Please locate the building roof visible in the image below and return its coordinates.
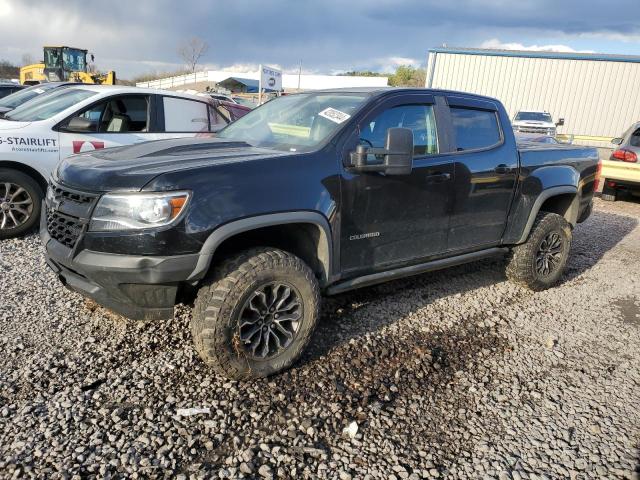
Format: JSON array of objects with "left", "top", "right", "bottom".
[{"left": 428, "top": 47, "right": 640, "bottom": 64}]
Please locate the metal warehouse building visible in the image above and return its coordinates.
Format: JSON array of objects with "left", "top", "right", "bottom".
[{"left": 425, "top": 47, "right": 640, "bottom": 146}]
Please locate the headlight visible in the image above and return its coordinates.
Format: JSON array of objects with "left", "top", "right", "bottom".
[{"left": 89, "top": 191, "right": 190, "bottom": 232}]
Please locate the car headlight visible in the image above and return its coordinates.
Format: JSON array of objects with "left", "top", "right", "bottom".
[{"left": 89, "top": 191, "right": 190, "bottom": 232}]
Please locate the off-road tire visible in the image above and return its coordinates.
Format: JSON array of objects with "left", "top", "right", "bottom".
[
  {"left": 506, "top": 212, "right": 572, "bottom": 291},
  {"left": 0, "top": 169, "right": 43, "bottom": 239},
  {"left": 601, "top": 179, "right": 617, "bottom": 202},
  {"left": 191, "top": 247, "right": 321, "bottom": 380}
]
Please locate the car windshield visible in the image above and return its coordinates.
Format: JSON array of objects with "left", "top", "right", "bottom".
[
  {"left": 515, "top": 112, "right": 552, "bottom": 122},
  {"left": 0, "top": 83, "right": 63, "bottom": 109},
  {"left": 5, "top": 88, "right": 97, "bottom": 122},
  {"left": 217, "top": 93, "right": 369, "bottom": 152}
]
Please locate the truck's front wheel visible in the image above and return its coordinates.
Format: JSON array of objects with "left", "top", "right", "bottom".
[
  {"left": 191, "top": 248, "right": 320, "bottom": 380},
  {"left": 0, "top": 169, "right": 43, "bottom": 239},
  {"left": 506, "top": 212, "right": 572, "bottom": 291}
]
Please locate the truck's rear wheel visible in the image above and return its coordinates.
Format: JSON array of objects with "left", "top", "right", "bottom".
[
  {"left": 506, "top": 212, "right": 572, "bottom": 291},
  {"left": 0, "top": 169, "right": 43, "bottom": 239},
  {"left": 191, "top": 248, "right": 320, "bottom": 380}
]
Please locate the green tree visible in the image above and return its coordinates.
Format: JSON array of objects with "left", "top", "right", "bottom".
[{"left": 388, "top": 65, "right": 426, "bottom": 87}]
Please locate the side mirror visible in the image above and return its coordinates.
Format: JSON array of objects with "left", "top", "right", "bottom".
[
  {"left": 62, "top": 116, "right": 95, "bottom": 133},
  {"left": 556, "top": 118, "right": 565, "bottom": 127},
  {"left": 350, "top": 127, "right": 414, "bottom": 175},
  {"left": 611, "top": 137, "right": 623, "bottom": 145}
]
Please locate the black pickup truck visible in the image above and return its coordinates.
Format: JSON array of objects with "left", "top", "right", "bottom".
[{"left": 41, "top": 88, "right": 598, "bottom": 379}]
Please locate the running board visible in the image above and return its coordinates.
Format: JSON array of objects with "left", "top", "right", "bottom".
[{"left": 326, "top": 247, "right": 508, "bottom": 295}]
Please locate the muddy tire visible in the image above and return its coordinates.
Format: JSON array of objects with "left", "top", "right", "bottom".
[
  {"left": 601, "top": 179, "right": 617, "bottom": 202},
  {"left": 0, "top": 169, "right": 43, "bottom": 239},
  {"left": 506, "top": 212, "right": 572, "bottom": 291},
  {"left": 191, "top": 248, "right": 320, "bottom": 380}
]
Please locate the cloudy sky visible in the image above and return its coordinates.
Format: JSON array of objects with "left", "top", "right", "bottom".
[{"left": 1, "top": 0, "right": 639, "bottom": 79}]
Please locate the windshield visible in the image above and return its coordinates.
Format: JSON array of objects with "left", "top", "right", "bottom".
[
  {"left": 217, "top": 93, "right": 369, "bottom": 152},
  {"left": 6, "top": 88, "right": 97, "bottom": 122},
  {"left": 63, "top": 48, "right": 87, "bottom": 72},
  {"left": 0, "top": 83, "right": 63, "bottom": 109},
  {"left": 515, "top": 111, "right": 552, "bottom": 122}
]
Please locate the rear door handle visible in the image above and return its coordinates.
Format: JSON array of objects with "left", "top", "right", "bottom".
[
  {"left": 425, "top": 172, "right": 451, "bottom": 183},
  {"left": 494, "top": 164, "right": 510, "bottom": 174}
]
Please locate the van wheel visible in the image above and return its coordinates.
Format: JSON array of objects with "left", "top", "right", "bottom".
[
  {"left": 0, "top": 169, "right": 43, "bottom": 239},
  {"left": 191, "top": 248, "right": 320, "bottom": 380},
  {"left": 601, "top": 179, "right": 617, "bottom": 201},
  {"left": 506, "top": 212, "right": 572, "bottom": 291}
]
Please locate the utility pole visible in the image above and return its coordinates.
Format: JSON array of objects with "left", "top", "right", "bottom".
[{"left": 297, "top": 60, "right": 302, "bottom": 91}]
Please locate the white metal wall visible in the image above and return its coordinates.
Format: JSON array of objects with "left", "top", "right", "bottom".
[
  {"left": 426, "top": 52, "right": 640, "bottom": 143},
  {"left": 137, "top": 71, "right": 389, "bottom": 91}
]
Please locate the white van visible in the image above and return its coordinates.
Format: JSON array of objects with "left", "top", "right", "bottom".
[{"left": 0, "top": 85, "right": 245, "bottom": 238}]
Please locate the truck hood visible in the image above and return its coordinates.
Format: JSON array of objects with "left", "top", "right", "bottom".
[
  {"left": 0, "top": 119, "right": 32, "bottom": 130},
  {"left": 56, "top": 137, "right": 290, "bottom": 192}
]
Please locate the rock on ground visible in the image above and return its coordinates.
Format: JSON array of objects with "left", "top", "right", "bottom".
[{"left": 0, "top": 198, "right": 639, "bottom": 479}]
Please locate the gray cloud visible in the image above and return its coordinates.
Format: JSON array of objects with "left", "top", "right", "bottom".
[{"left": 1, "top": 0, "right": 638, "bottom": 78}]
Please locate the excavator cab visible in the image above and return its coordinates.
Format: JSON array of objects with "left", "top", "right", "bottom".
[{"left": 43, "top": 46, "right": 88, "bottom": 82}]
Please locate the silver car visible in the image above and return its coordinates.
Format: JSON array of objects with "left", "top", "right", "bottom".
[{"left": 600, "top": 122, "right": 640, "bottom": 201}]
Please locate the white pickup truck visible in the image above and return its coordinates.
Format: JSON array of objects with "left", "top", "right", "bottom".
[
  {"left": 0, "top": 85, "right": 248, "bottom": 238},
  {"left": 512, "top": 110, "right": 564, "bottom": 137}
]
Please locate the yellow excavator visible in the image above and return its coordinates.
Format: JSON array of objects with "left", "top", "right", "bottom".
[{"left": 20, "top": 46, "right": 116, "bottom": 85}]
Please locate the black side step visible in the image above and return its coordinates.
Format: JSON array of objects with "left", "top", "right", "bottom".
[{"left": 326, "top": 247, "right": 508, "bottom": 295}]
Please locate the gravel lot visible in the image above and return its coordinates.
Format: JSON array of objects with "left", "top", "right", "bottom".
[{"left": 1, "top": 197, "right": 639, "bottom": 479}]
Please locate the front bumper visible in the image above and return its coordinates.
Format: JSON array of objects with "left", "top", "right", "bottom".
[{"left": 40, "top": 223, "right": 208, "bottom": 320}]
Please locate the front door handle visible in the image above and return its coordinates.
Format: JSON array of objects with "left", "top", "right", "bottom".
[
  {"left": 494, "top": 164, "right": 510, "bottom": 174},
  {"left": 425, "top": 172, "right": 451, "bottom": 183}
]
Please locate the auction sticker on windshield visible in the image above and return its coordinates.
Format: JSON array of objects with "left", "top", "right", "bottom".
[{"left": 318, "top": 107, "right": 351, "bottom": 124}]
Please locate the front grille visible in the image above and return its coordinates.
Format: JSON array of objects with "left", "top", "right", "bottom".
[
  {"left": 47, "top": 210, "right": 83, "bottom": 249},
  {"left": 519, "top": 126, "right": 551, "bottom": 134},
  {"left": 49, "top": 183, "right": 94, "bottom": 204},
  {"left": 45, "top": 181, "right": 97, "bottom": 249}
]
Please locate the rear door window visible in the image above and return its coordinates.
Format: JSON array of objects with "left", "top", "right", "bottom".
[
  {"left": 450, "top": 107, "right": 501, "bottom": 151},
  {"left": 163, "top": 97, "right": 210, "bottom": 132},
  {"left": 630, "top": 128, "right": 640, "bottom": 147}
]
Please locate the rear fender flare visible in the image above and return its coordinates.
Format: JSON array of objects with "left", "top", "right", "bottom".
[{"left": 516, "top": 185, "right": 578, "bottom": 244}]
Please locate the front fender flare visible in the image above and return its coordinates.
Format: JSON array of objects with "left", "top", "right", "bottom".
[{"left": 187, "top": 211, "right": 333, "bottom": 284}]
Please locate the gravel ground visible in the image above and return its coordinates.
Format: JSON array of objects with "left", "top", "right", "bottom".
[{"left": 1, "top": 197, "right": 639, "bottom": 479}]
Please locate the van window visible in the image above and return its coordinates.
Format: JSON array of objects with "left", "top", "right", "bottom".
[
  {"left": 450, "top": 107, "right": 501, "bottom": 151},
  {"left": 163, "top": 97, "right": 209, "bottom": 132},
  {"left": 64, "top": 95, "right": 150, "bottom": 133}
]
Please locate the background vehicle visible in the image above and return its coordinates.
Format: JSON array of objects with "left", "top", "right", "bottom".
[
  {"left": 512, "top": 110, "right": 564, "bottom": 136},
  {"left": 0, "top": 83, "right": 25, "bottom": 99},
  {"left": 515, "top": 133, "right": 559, "bottom": 144},
  {"left": 600, "top": 122, "right": 640, "bottom": 201},
  {"left": 0, "top": 82, "right": 74, "bottom": 118},
  {"left": 231, "top": 96, "right": 256, "bottom": 108},
  {"left": 0, "top": 85, "right": 248, "bottom": 238},
  {"left": 41, "top": 88, "right": 598, "bottom": 380},
  {"left": 19, "top": 46, "right": 116, "bottom": 85}
]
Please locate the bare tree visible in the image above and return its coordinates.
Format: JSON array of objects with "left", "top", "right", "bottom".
[
  {"left": 177, "top": 37, "right": 209, "bottom": 72},
  {"left": 21, "top": 53, "right": 35, "bottom": 66}
]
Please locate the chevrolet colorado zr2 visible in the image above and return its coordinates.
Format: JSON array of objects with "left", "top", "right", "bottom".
[{"left": 41, "top": 88, "right": 598, "bottom": 379}]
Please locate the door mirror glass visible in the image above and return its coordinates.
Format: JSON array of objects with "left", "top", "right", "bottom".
[
  {"left": 556, "top": 118, "right": 565, "bottom": 127},
  {"left": 350, "top": 127, "right": 414, "bottom": 175},
  {"left": 611, "top": 137, "right": 623, "bottom": 145},
  {"left": 64, "top": 116, "right": 95, "bottom": 132}
]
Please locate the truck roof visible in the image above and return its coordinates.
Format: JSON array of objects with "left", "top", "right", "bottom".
[{"left": 307, "top": 87, "right": 502, "bottom": 103}]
